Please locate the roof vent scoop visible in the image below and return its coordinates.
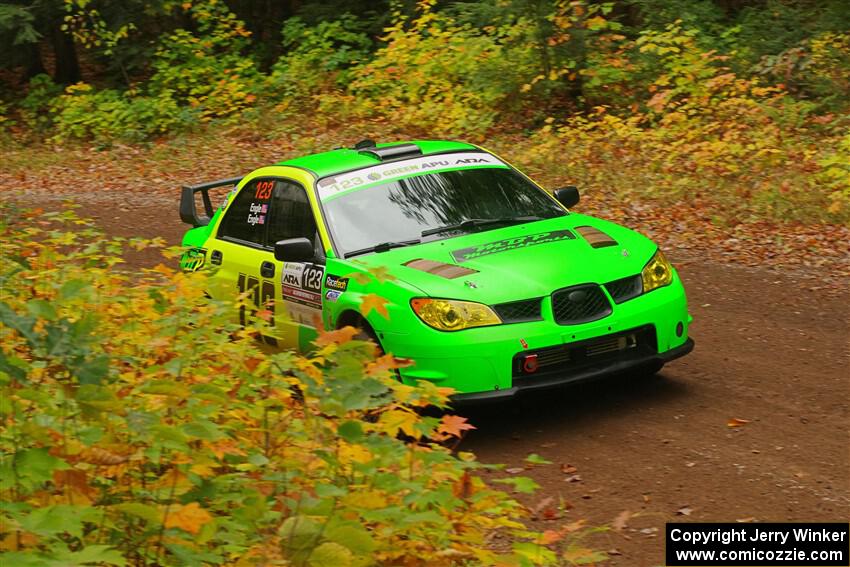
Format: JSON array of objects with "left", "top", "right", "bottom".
[
  {"left": 356, "top": 141, "right": 423, "bottom": 161},
  {"left": 354, "top": 139, "right": 376, "bottom": 150}
]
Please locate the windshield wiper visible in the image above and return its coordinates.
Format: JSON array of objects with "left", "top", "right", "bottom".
[
  {"left": 344, "top": 239, "right": 421, "bottom": 258},
  {"left": 421, "top": 215, "right": 546, "bottom": 238}
]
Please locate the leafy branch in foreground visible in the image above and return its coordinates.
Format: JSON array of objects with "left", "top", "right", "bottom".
[{"left": 0, "top": 205, "right": 602, "bottom": 565}]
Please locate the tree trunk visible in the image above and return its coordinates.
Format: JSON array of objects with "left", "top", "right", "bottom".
[
  {"left": 24, "top": 42, "right": 47, "bottom": 81},
  {"left": 50, "top": 25, "right": 80, "bottom": 84}
]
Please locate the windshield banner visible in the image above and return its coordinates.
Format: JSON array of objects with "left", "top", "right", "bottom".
[{"left": 317, "top": 152, "right": 508, "bottom": 201}]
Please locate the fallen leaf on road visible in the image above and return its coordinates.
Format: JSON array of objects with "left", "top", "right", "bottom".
[
  {"left": 677, "top": 506, "right": 694, "bottom": 516},
  {"left": 505, "top": 467, "right": 525, "bottom": 474},
  {"left": 564, "top": 520, "right": 587, "bottom": 533},
  {"left": 612, "top": 510, "right": 632, "bottom": 531},
  {"left": 541, "top": 530, "right": 563, "bottom": 544},
  {"left": 727, "top": 417, "right": 750, "bottom": 428},
  {"left": 437, "top": 414, "right": 476, "bottom": 438},
  {"left": 560, "top": 463, "right": 578, "bottom": 474},
  {"left": 564, "top": 474, "right": 582, "bottom": 483},
  {"left": 736, "top": 517, "right": 756, "bottom": 523}
]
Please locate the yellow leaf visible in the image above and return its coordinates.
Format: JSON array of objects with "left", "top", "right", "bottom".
[
  {"left": 343, "top": 490, "right": 388, "bottom": 510},
  {"left": 379, "top": 408, "right": 419, "bottom": 437},
  {"left": 314, "top": 326, "right": 358, "bottom": 346},
  {"left": 438, "top": 414, "right": 476, "bottom": 438},
  {"left": 164, "top": 502, "right": 213, "bottom": 535},
  {"left": 345, "top": 271, "right": 372, "bottom": 285},
  {"left": 360, "top": 294, "right": 389, "bottom": 319},
  {"left": 366, "top": 265, "right": 396, "bottom": 283}
]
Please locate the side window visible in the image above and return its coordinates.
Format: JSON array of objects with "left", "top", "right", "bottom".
[
  {"left": 267, "top": 181, "right": 318, "bottom": 247},
  {"left": 217, "top": 179, "right": 274, "bottom": 245}
]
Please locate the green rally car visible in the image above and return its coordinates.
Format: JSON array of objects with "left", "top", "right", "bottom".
[{"left": 179, "top": 139, "right": 693, "bottom": 401}]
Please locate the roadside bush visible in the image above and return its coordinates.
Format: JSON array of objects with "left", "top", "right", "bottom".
[
  {"left": 50, "top": 83, "right": 187, "bottom": 145},
  {"left": 18, "top": 74, "right": 63, "bottom": 134},
  {"left": 0, "top": 206, "right": 593, "bottom": 565},
  {"left": 517, "top": 23, "right": 850, "bottom": 225},
  {"left": 347, "top": 0, "right": 525, "bottom": 137},
  {"left": 268, "top": 15, "right": 372, "bottom": 102},
  {"left": 148, "top": 1, "right": 262, "bottom": 121},
  {"left": 819, "top": 132, "right": 850, "bottom": 217}
]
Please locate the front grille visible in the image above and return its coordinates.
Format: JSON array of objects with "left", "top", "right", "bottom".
[
  {"left": 605, "top": 274, "right": 642, "bottom": 304},
  {"left": 493, "top": 298, "right": 543, "bottom": 323},
  {"left": 551, "top": 284, "right": 612, "bottom": 325},
  {"left": 513, "top": 326, "right": 656, "bottom": 378}
]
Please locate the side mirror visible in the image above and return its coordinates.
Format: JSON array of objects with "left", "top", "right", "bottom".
[
  {"left": 554, "top": 186, "right": 580, "bottom": 209},
  {"left": 274, "top": 238, "right": 314, "bottom": 262}
]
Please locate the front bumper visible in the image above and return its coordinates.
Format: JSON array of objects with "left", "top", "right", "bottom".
[
  {"left": 384, "top": 272, "right": 692, "bottom": 399},
  {"left": 450, "top": 337, "right": 694, "bottom": 403}
]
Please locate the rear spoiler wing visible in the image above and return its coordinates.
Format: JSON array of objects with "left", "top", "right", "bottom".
[{"left": 179, "top": 177, "right": 242, "bottom": 227}]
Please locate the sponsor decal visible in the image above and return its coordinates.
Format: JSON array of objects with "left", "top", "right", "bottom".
[
  {"left": 325, "top": 274, "right": 349, "bottom": 291},
  {"left": 325, "top": 289, "right": 342, "bottom": 302},
  {"left": 247, "top": 202, "right": 268, "bottom": 226},
  {"left": 316, "top": 152, "right": 508, "bottom": 201},
  {"left": 282, "top": 262, "right": 305, "bottom": 287},
  {"left": 179, "top": 247, "right": 206, "bottom": 272},
  {"left": 281, "top": 263, "right": 325, "bottom": 311},
  {"left": 255, "top": 180, "right": 274, "bottom": 200},
  {"left": 451, "top": 229, "right": 576, "bottom": 262}
]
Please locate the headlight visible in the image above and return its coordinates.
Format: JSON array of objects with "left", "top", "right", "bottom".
[
  {"left": 410, "top": 298, "right": 501, "bottom": 331},
  {"left": 641, "top": 249, "right": 674, "bottom": 293}
]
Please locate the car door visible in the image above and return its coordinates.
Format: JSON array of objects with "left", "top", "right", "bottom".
[
  {"left": 208, "top": 177, "right": 282, "bottom": 345},
  {"left": 265, "top": 178, "right": 325, "bottom": 351}
]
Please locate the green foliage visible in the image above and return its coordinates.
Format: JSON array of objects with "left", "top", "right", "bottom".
[
  {"left": 148, "top": 1, "right": 262, "bottom": 121},
  {"left": 0, "top": 205, "right": 590, "bottom": 565},
  {"left": 2, "top": 0, "right": 848, "bottom": 226},
  {"left": 0, "top": 3, "right": 40, "bottom": 46},
  {"left": 50, "top": 83, "right": 187, "bottom": 145},
  {"left": 18, "top": 74, "right": 62, "bottom": 133},
  {"left": 347, "top": 0, "right": 526, "bottom": 136},
  {"left": 268, "top": 15, "right": 372, "bottom": 102},
  {"left": 819, "top": 132, "right": 850, "bottom": 217}
]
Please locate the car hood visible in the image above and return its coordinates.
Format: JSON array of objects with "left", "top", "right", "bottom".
[{"left": 350, "top": 214, "right": 658, "bottom": 304}]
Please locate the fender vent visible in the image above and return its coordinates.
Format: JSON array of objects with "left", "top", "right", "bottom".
[
  {"left": 403, "top": 258, "right": 478, "bottom": 279},
  {"left": 575, "top": 226, "right": 617, "bottom": 248}
]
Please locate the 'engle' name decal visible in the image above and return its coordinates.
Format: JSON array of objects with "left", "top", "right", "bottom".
[{"left": 452, "top": 230, "right": 576, "bottom": 262}]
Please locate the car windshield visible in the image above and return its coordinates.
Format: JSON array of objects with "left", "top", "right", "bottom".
[{"left": 321, "top": 167, "right": 567, "bottom": 258}]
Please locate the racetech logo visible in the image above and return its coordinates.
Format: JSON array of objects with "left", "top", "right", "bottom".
[{"left": 451, "top": 230, "right": 576, "bottom": 262}]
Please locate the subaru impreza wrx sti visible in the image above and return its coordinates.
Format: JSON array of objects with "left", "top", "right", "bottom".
[{"left": 179, "top": 139, "right": 693, "bottom": 401}]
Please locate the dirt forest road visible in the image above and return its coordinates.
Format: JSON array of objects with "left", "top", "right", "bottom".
[{"left": 16, "top": 193, "right": 850, "bottom": 567}]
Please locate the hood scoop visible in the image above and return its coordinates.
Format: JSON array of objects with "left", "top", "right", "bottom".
[
  {"left": 403, "top": 258, "right": 478, "bottom": 279},
  {"left": 575, "top": 226, "right": 618, "bottom": 248}
]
